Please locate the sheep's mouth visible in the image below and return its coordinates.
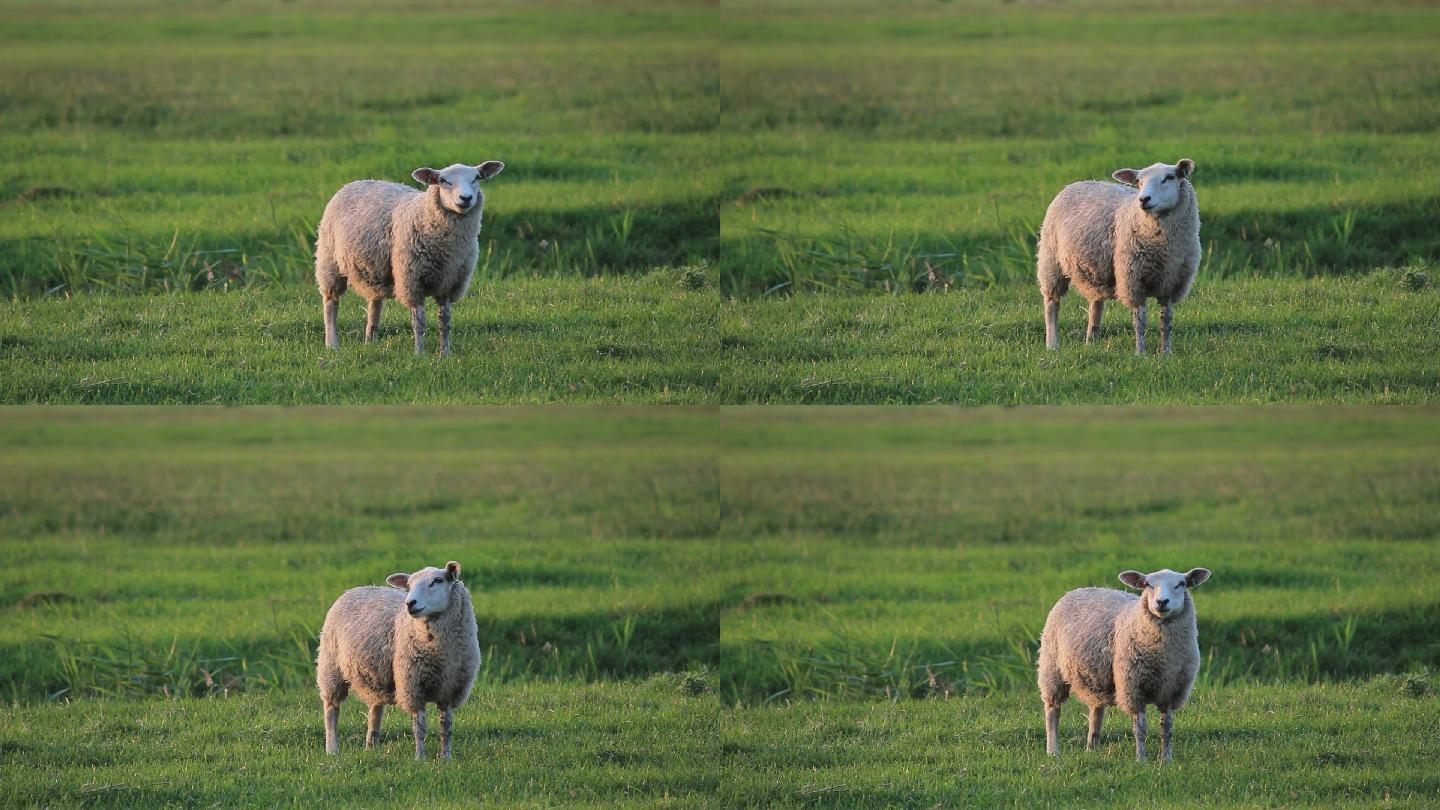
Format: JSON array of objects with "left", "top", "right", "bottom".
[{"left": 1139, "top": 201, "right": 1157, "bottom": 212}]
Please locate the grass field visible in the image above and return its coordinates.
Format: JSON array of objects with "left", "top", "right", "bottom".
[
  {"left": 0, "top": 271, "right": 718, "bottom": 403},
  {"left": 0, "top": 0, "right": 718, "bottom": 297},
  {"left": 717, "top": 0, "right": 1440, "bottom": 295},
  {"left": 0, "top": 407, "right": 720, "bottom": 805},
  {"left": 717, "top": 408, "right": 1440, "bottom": 804}
]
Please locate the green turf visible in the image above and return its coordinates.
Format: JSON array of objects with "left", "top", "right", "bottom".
[
  {"left": 0, "top": 678, "right": 719, "bottom": 808},
  {"left": 0, "top": 0, "right": 719, "bottom": 296},
  {"left": 0, "top": 272, "right": 718, "bottom": 403},
  {"left": 0, "top": 408, "right": 721, "bottom": 701},
  {"left": 716, "top": 1, "right": 1440, "bottom": 295},
  {"left": 718, "top": 274, "right": 1440, "bottom": 403},
  {"left": 716, "top": 408, "right": 1440, "bottom": 705},
  {"left": 720, "top": 680, "right": 1440, "bottom": 807}
]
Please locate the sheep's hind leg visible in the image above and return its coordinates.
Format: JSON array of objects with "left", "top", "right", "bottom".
[
  {"left": 1160, "top": 301, "right": 1173, "bottom": 356},
  {"left": 439, "top": 706, "right": 454, "bottom": 760},
  {"left": 410, "top": 303, "right": 426, "bottom": 355},
  {"left": 1132, "top": 709, "right": 1147, "bottom": 761},
  {"left": 1132, "top": 304, "right": 1148, "bottom": 355},
  {"left": 365, "top": 704, "right": 384, "bottom": 748},
  {"left": 1160, "top": 709, "right": 1174, "bottom": 762},
  {"left": 412, "top": 710, "right": 427, "bottom": 759},
  {"left": 1043, "top": 298, "right": 1062, "bottom": 350},
  {"left": 323, "top": 702, "right": 341, "bottom": 754},
  {"left": 323, "top": 298, "right": 340, "bottom": 349},
  {"left": 1086, "top": 300, "right": 1104, "bottom": 343},
  {"left": 365, "top": 299, "right": 384, "bottom": 342},
  {"left": 438, "top": 302, "right": 452, "bottom": 356},
  {"left": 1044, "top": 704, "right": 1061, "bottom": 757},
  {"left": 1086, "top": 705, "right": 1105, "bottom": 750}
]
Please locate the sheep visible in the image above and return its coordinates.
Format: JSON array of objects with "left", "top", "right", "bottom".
[
  {"left": 1037, "top": 567, "right": 1212, "bottom": 762},
  {"left": 1036, "top": 159, "right": 1201, "bottom": 355},
  {"left": 316, "top": 561, "right": 480, "bottom": 759},
  {"left": 315, "top": 161, "right": 504, "bottom": 355}
]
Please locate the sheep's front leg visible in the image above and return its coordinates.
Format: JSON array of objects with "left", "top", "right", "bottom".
[
  {"left": 1043, "top": 298, "right": 1061, "bottom": 350},
  {"left": 1044, "top": 704, "right": 1061, "bottom": 757},
  {"left": 440, "top": 707, "right": 454, "bottom": 760},
  {"left": 410, "top": 303, "right": 426, "bottom": 355},
  {"left": 365, "top": 704, "right": 384, "bottom": 748},
  {"left": 323, "top": 702, "right": 340, "bottom": 754},
  {"left": 323, "top": 298, "right": 340, "bottom": 349},
  {"left": 1160, "top": 709, "right": 1174, "bottom": 762},
  {"left": 365, "top": 299, "right": 384, "bottom": 342},
  {"left": 412, "top": 710, "right": 427, "bottom": 759},
  {"left": 1132, "top": 304, "right": 1148, "bottom": 355},
  {"left": 1086, "top": 705, "right": 1105, "bottom": 751},
  {"left": 1086, "top": 300, "right": 1104, "bottom": 343},
  {"left": 1160, "top": 301, "right": 1173, "bottom": 356},
  {"left": 1132, "top": 709, "right": 1147, "bottom": 761},
  {"left": 438, "top": 302, "right": 452, "bottom": 356}
]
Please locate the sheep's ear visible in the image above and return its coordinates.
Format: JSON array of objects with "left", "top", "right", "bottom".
[
  {"left": 411, "top": 167, "right": 441, "bottom": 186},
  {"left": 1112, "top": 168, "right": 1140, "bottom": 186},
  {"left": 386, "top": 573, "right": 410, "bottom": 589},
  {"left": 475, "top": 161, "right": 504, "bottom": 181},
  {"left": 445, "top": 561, "right": 461, "bottom": 582},
  {"left": 1118, "top": 570, "right": 1148, "bottom": 589},
  {"left": 1176, "top": 159, "right": 1195, "bottom": 179},
  {"left": 1185, "top": 568, "right": 1211, "bottom": 587}
]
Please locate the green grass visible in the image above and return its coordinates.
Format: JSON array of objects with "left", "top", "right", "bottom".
[
  {"left": 717, "top": 408, "right": 1440, "bottom": 705},
  {"left": 0, "top": 271, "right": 718, "bottom": 403},
  {"left": 0, "top": 678, "right": 719, "bottom": 808},
  {"left": 718, "top": 274, "right": 1440, "bottom": 403},
  {"left": 720, "top": 681, "right": 1440, "bottom": 807},
  {"left": 717, "top": 1, "right": 1440, "bottom": 295},
  {"left": 0, "top": 408, "right": 721, "bottom": 702},
  {"left": 0, "top": 0, "right": 719, "bottom": 296}
]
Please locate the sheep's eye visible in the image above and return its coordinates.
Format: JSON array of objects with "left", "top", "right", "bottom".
[
  {"left": 1165, "top": 174, "right": 1175, "bottom": 182},
  {"left": 433, "top": 577, "right": 443, "bottom": 585},
  {"left": 440, "top": 179, "right": 450, "bottom": 186}
]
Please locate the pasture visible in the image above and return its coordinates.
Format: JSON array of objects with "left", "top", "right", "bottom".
[
  {"left": 0, "top": 408, "right": 721, "bottom": 806},
  {"left": 717, "top": 408, "right": 1440, "bottom": 804}
]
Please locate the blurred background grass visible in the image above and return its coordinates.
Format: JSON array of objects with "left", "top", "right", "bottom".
[{"left": 0, "top": 0, "right": 719, "bottom": 297}]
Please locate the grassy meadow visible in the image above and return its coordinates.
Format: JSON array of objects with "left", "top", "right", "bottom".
[
  {"left": 0, "top": 0, "right": 718, "bottom": 297},
  {"left": 0, "top": 408, "right": 721, "bottom": 805},
  {"left": 717, "top": 408, "right": 1440, "bottom": 805},
  {"left": 717, "top": 0, "right": 1440, "bottom": 295}
]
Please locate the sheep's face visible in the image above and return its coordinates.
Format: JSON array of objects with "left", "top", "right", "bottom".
[
  {"left": 412, "top": 162, "right": 505, "bottom": 215},
  {"left": 386, "top": 561, "right": 463, "bottom": 619},
  {"left": 1111, "top": 159, "right": 1195, "bottom": 215},
  {"left": 1119, "top": 567, "right": 1211, "bottom": 620}
]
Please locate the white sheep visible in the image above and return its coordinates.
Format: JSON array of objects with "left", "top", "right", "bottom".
[
  {"left": 316, "top": 561, "right": 480, "bottom": 759},
  {"left": 315, "top": 161, "right": 504, "bottom": 355},
  {"left": 1036, "top": 159, "right": 1201, "bottom": 354},
  {"left": 1037, "top": 567, "right": 1212, "bottom": 762}
]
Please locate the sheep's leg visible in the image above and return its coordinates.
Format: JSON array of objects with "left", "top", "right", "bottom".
[
  {"left": 364, "top": 299, "right": 384, "bottom": 342},
  {"left": 410, "top": 304, "right": 426, "bottom": 355},
  {"left": 1086, "top": 300, "right": 1104, "bottom": 343},
  {"left": 1160, "top": 301, "right": 1173, "bottom": 356},
  {"left": 365, "top": 704, "right": 384, "bottom": 748},
  {"left": 323, "top": 702, "right": 340, "bottom": 754},
  {"left": 412, "top": 710, "right": 427, "bottom": 759},
  {"left": 1043, "top": 298, "right": 1061, "bottom": 350},
  {"left": 1132, "top": 709, "right": 1147, "bottom": 761},
  {"left": 1132, "top": 304, "right": 1147, "bottom": 355},
  {"left": 1086, "top": 705, "right": 1105, "bottom": 750},
  {"left": 1160, "top": 709, "right": 1174, "bottom": 762},
  {"left": 438, "top": 302, "right": 452, "bottom": 357},
  {"left": 323, "top": 298, "right": 340, "bottom": 349},
  {"left": 1044, "top": 704, "right": 1061, "bottom": 757},
  {"left": 439, "top": 707, "right": 454, "bottom": 760}
]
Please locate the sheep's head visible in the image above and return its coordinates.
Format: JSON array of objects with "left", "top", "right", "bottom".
[
  {"left": 412, "top": 162, "right": 505, "bottom": 215},
  {"left": 387, "top": 561, "right": 464, "bottom": 618},
  {"left": 1111, "top": 159, "right": 1195, "bottom": 215},
  {"left": 1118, "top": 567, "right": 1210, "bottom": 620}
]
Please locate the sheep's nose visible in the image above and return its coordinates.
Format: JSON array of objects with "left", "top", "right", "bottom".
[
  {"left": 405, "top": 599, "right": 418, "bottom": 609},
  {"left": 1139, "top": 195, "right": 1152, "bottom": 204},
  {"left": 458, "top": 195, "right": 473, "bottom": 206},
  {"left": 1154, "top": 597, "right": 1170, "bottom": 609}
]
